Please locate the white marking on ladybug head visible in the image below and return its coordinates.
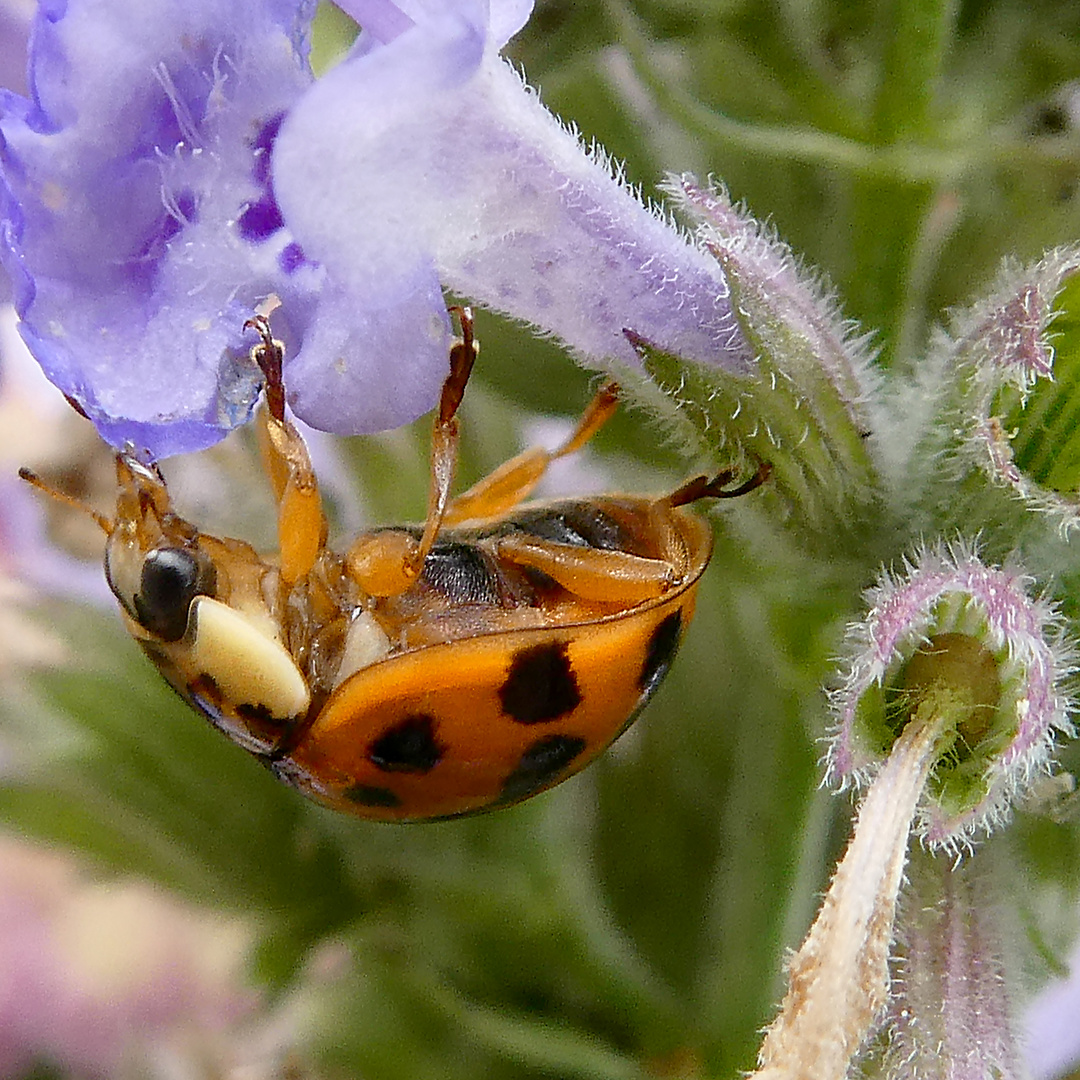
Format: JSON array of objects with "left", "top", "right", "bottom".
[
  {"left": 188, "top": 597, "right": 311, "bottom": 720},
  {"left": 104, "top": 530, "right": 143, "bottom": 615}
]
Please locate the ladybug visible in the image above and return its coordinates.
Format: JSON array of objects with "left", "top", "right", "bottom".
[{"left": 21, "top": 309, "right": 768, "bottom": 821}]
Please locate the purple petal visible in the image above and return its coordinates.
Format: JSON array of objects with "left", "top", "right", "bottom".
[
  {"left": 486, "top": 0, "right": 533, "bottom": 48},
  {"left": 272, "top": 7, "right": 752, "bottom": 383},
  {"left": 0, "top": 0, "right": 31, "bottom": 303},
  {"left": 284, "top": 265, "right": 451, "bottom": 433},
  {"left": 0, "top": 0, "right": 319, "bottom": 457},
  {"left": 334, "top": 1, "right": 532, "bottom": 48},
  {"left": 0, "top": 1, "right": 30, "bottom": 98},
  {"left": 335, "top": 0, "right": 415, "bottom": 43}
]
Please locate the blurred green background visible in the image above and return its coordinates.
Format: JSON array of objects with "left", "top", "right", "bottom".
[{"left": 4, "top": 0, "right": 1080, "bottom": 1077}]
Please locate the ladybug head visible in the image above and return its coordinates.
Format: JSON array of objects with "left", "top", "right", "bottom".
[{"left": 104, "top": 450, "right": 216, "bottom": 642}]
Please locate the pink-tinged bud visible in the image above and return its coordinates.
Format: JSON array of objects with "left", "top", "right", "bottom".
[
  {"left": 885, "top": 851, "right": 1023, "bottom": 1080},
  {"left": 630, "top": 177, "right": 882, "bottom": 533},
  {"left": 828, "top": 542, "right": 1075, "bottom": 848},
  {"left": 945, "top": 246, "right": 1080, "bottom": 533}
]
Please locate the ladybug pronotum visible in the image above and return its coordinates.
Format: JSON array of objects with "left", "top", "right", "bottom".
[{"left": 22, "top": 310, "right": 768, "bottom": 821}]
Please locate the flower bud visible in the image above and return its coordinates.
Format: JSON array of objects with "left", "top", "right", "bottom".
[
  {"left": 629, "top": 177, "right": 882, "bottom": 533},
  {"left": 936, "top": 246, "right": 1080, "bottom": 535},
  {"left": 828, "top": 543, "right": 1074, "bottom": 847},
  {"left": 884, "top": 850, "right": 1022, "bottom": 1080}
]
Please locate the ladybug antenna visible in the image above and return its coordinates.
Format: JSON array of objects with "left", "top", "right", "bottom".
[
  {"left": 244, "top": 315, "right": 287, "bottom": 424},
  {"left": 18, "top": 466, "right": 114, "bottom": 534}
]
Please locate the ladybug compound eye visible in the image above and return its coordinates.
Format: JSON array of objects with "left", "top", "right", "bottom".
[{"left": 134, "top": 547, "right": 217, "bottom": 642}]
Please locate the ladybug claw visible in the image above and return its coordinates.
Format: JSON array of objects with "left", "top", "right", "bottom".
[{"left": 246, "top": 315, "right": 287, "bottom": 424}]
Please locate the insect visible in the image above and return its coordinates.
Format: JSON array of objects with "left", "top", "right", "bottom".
[{"left": 21, "top": 310, "right": 768, "bottom": 821}]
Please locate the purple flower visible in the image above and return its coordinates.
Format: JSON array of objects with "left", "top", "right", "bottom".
[
  {"left": 0, "top": 1, "right": 29, "bottom": 98},
  {"left": 1024, "top": 931, "right": 1080, "bottom": 1080},
  {"left": 0, "top": 837, "right": 257, "bottom": 1077},
  {"left": 0, "top": 305, "right": 113, "bottom": 605},
  {"left": 1, "top": 0, "right": 326, "bottom": 456},
  {"left": 1, "top": 0, "right": 754, "bottom": 458},
  {"left": 0, "top": 0, "right": 30, "bottom": 303},
  {"left": 272, "top": 1, "right": 752, "bottom": 409}
]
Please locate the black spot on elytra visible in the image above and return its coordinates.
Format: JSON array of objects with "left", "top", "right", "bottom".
[
  {"left": 500, "top": 641, "right": 582, "bottom": 724},
  {"left": 344, "top": 784, "right": 401, "bottom": 808},
  {"left": 368, "top": 714, "right": 445, "bottom": 773},
  {"left": 498, "top": 734, "right": 588, "bottom": 804},
  {"left": 639, "top": 610, "right": 683, "bottom": 697}
]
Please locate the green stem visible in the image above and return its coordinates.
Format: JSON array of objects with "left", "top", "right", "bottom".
[
  {"left": 603, "top": 0, "right": 1077, "bottom": 185},
  {"left": 872, "top": 0, "right": 959, "bottom": 143}
]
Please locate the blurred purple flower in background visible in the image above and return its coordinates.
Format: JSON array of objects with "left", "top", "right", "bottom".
[
  {"left": 0, "top": 837, "right": 257, "bottom": 1077},
  {"left": 1025, "top": 938, "right": 1080, "bottom": 1080},
  {"left": 0, "top": 0, "right": 30, "bottom": 303},
  {"left": 0, "top": 308, "right": 113, "bottom": 605}
]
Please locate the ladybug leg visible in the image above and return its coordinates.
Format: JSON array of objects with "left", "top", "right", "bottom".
[
  {"left": 411, "top": 305, "right": 478, "bottom": 563},
  {"left": 345, "top": 307, "right": 479, "bottom": 597},
  {"left": 247, "top": 316, "right": 327, "bottom": 587},
  {"left": 650, "top": 462, "right": 771, "bottom": 567},
  {"left": 664, "top": 462, "right": 772, "bottom": 508},
  {"left": 496, "top": 535, "right": 677, "bottom": 603},
  {"left": 498, "top": 463, "right": 771, "bottom": 603},
  {"left": 444, "top": 381, "right": 620, "bottom": 526}
]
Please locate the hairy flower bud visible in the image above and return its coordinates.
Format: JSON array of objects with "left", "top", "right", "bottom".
[
  {"left": 628, "top": 177, "right": 882, "bottom": 533},
  {"left": 828, "top": 543, "right": 1075, "bottom": 847},
  {"left": 928, "top": 247, "right": 1080, "bottom": 537}
]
